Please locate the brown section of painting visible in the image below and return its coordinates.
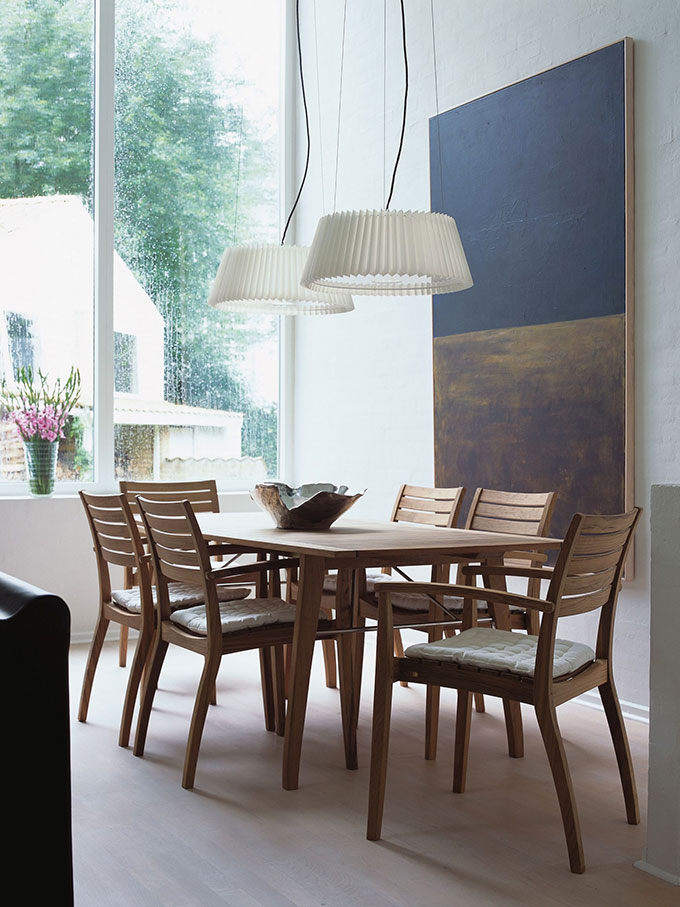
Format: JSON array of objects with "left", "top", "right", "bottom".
[{"left": 434, "top": 315, "right": 625, "bottom": 542}]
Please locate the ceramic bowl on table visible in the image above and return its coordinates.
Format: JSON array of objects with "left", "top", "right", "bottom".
[{"left": 251, "top": 482, "right": 364, "bottom": 530}]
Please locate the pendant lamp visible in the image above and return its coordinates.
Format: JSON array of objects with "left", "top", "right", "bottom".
[
  {"left": 208, "top": 0, "right": 354, "bottom": 316},
  {"left": 300, "top": 0, "right": 472, "bottom": 297}
]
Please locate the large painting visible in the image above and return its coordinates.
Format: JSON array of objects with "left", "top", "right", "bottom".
[{"left": 430, "top": 40, "right": 634, "bottom": 555}]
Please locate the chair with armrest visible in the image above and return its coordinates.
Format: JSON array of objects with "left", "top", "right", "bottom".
[
  {"left": 79, "top": 491, "right": 251, "bottom": 747},
  {"left": 117, "top": 479, "right": 260, "bottom": 667},
  {"left": 133, "top": 495, "right": 335, "bottom": 790},
  {"left": 356, "top": 487, "right": 556, "bottom": 758},
  {"left": 367, "top": 507, "right": 641, "bottom": 874}
]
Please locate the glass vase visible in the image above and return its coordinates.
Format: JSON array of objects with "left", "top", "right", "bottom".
[{"left": 24, "top": 438, "right": 59, "bottom": 496}]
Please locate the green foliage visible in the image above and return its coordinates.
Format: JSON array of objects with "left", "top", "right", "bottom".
[
  {"left": 0, "top": 0, "right": 279, "bottom": 475},
  {"left": 0, "top": 366, "right": 81, "bottom": 416}
]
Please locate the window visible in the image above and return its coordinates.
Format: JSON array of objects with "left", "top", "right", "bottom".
[
  {"left": 0, "top": 0, "right": 284, "bottom": 491},
  {"left": 114, "top": 332, "right": 138, "bottom": 394},
  {"left": 5, "top": 313, "right": 35, "bottom": 379},
  {"left": 0, "top": 1, "right": 94, "bottom": 484}
]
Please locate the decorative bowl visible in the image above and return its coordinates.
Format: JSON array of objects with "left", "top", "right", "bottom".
[{"left": 251, "top": 482, "right": 365, "bottom": 530}]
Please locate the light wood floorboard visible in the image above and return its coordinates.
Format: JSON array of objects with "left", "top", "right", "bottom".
[{"left": 70, "top": 634, "right": 672, "bottom": 907}]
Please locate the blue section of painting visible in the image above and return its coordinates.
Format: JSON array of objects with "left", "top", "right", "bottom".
[{"left": 430, "top": 41, "right": 625, "bottom": 338}]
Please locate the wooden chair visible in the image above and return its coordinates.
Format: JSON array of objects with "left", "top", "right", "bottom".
[
  {"left": 78, "top": 492, "right": 253, "bottom": 747},
  {"left": 356, "top": 488, "right": 555, "bottom": 757},
  {"left": 117, "top": 479, "right": 258, "bottom": 667},
  {"left": 367, "top": 508, "right": 641, "bottom": 874},
  {"left": 133, "top": 495, "right": 334, "bottom": 790},
  {"left": 79, "top": 491, "right": 155, "bottom": 748}
]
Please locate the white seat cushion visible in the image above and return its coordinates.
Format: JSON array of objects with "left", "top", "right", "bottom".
[
  {"left": 111, "top": 582, "right": 250, "bottom": 615},
  {"left": 169, "top": 598, "right": 297, "bottom": 636},
  {"left": 404, "top": 627, "right": 595, "bottom": 679},
  {"left": 323, "top": 571, "right": 391, "bottom": 594}
]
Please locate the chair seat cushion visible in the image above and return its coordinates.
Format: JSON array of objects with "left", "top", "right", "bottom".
[
  {"left": 111, "top": 582, "right": 251, "bottom": 615},
  {"left": 404, "top": 627, "right": 596, "bottom": 678},
  {"left": 323, "top": 571, "right": 391, "bottom": 594},
  {"left": 169, "top": 598, "right": 297, "bottom": 636}
]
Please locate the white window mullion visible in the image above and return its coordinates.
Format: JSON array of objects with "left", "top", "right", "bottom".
[
  {"left": 93, "top": 0, "right": 115, "bottom": 488},
  {"left": 278, "top": 0, "right": 297, "bottom": 485}
]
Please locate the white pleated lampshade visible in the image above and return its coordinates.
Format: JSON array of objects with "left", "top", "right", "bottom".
[
  {"left": 207, "top": 244, "right": 354, "bottom": 315},
  {"left": 300, "top": 209, "right": 473, "bottom": 296}
]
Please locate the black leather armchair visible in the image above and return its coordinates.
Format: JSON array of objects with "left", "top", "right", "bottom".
[{"left": 0, "top": 571, "right": 73, "bottom": 906}]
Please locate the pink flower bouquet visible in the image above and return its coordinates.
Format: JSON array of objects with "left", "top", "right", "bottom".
[{"left": 1, "top": 367, "right": 81, "bottom": 494}]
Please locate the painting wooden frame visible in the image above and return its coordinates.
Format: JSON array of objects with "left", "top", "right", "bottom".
[{"left": 430, "top": 39, "right": 634, "bottom": 571}]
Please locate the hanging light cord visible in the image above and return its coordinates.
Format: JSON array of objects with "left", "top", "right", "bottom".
[
  {"left": 430, "top": 0, "right": 444, "bottom": 208},
  {"left": 281, "top": 0, "right": 311, "bottom": 246},
  {"left": 385, "top": 0, "right": 408, "bottom": 210}
]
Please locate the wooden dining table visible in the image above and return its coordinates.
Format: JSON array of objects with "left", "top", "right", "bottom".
[{"left": 197, "top": 512, "right": 562, "bottom": 790}]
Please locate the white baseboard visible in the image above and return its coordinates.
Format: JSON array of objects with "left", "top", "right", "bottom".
[
  {"left": 634, "top": 859, "right": 680, "bottom": 886},
  {"left": 573, "top": 690, "right": 649, "bottom": 724},
  {"left": 70, "top": 629, "right": 138, "bottom": 646}
]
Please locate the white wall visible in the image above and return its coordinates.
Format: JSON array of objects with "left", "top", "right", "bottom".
[
  {"left": 292, "top": 0, "right": 680, "bottom": 707},
  {"left": 0, "top": 491, "right": 257, "bottom": 640}
]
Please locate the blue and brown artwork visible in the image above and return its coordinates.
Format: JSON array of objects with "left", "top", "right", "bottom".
[{"left": 430, "top": 40, "right": 633, "bottom": 541}]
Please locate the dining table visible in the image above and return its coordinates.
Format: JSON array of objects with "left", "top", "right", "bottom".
[{"left": 197, "top": 511, "right": 562, "bottom": 790}]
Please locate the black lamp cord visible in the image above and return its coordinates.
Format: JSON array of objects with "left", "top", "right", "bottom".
[
  {"left": 385, "top": 0, "right": 408, "bottom": 210},
  {"left": 281, "top": 0, "right": 311, "bottom": 246}
]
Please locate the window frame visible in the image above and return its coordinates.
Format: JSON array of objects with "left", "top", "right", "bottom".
[{"left": 0, "top": 0, "right": 293, "bottom": 497}]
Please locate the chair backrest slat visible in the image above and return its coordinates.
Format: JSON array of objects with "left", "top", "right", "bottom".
[
  {"left": 120, "top": 480, "right": 219, "bottom": 515},
  {"left": 471, "top": 516, "right": 541, "bottom": 536},
  {"left": 551, "top": 510, "right": 640, "bottom": 619},
  {"left": 91, "top": 517, "right": 134, "bottom": 539},
  {"left": 467, "top": 488, "right": 555, "bottom": 538},
  {"left": 393, "top": 485, "right": 465, "bottom": 529},
  {"left": 154, "top": 543, "right": 201, "bottom": 568},
  {"left": 80, "top": 491, "right": 142, "bottom": 570},
  {"left": 160, "top": 562, "right": 204, "bottom": 584}
]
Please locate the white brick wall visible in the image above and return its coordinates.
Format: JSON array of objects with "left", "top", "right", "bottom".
[{"left": 292, "top": 0, "right": 680, "bottom": 707}]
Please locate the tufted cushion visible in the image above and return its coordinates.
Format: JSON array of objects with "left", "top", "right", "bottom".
[
  {"left": 169, "top": 598, "right": 297, "bottom": 636},
  {"left": 322, "top": 571, "right": 393, "bottom": 594},
  {"left": 111, "top": 582, "right": 250, "bottom": 615},
  {"left": 404, "top": 627, "right": 595, "bottom": 679}
]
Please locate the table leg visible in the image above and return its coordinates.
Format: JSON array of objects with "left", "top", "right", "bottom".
[
  {"left": 282, "top": 554, "right": 325, "bottom": 790},
  {"left": 335, "top": 568, "right": 358, "bottom": 770},
  {"left": 484, "top": 555, "right": 524, "bottom": 758}
]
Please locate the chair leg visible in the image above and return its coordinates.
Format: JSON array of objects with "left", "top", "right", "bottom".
[
  {"left": 78, "top": 615, "right": 110, "bottom": 722},
  {"left": 183, "top": 654, "right": 221, "bottom": 790},
  {"left": 273, "top": 645, "right": 287, "bottom": 737},
  {"left": 284, "top": 643, "right": 291, "bottom": 699},
  {"left": 133, "top": 636, "right": 169, "bottom": 757},
  {"left": 118, "top": 627, "right": 152, "bottom": 748},
  {"left": 599, "top": 679, "right": 640, "bottom": 824},
  {"left": 535, "top": 701, "right": 585, "bottom": 874},
  {"left": 353, "top": 616, "right": 366, "bottom": 720},
  {"left": 210, "top": 682, "right": 218, "bottom": 707},
  {"left": 503, "top": 700, "right": 524, "bottom": 758},
  {"left": 321, "top": 638, "right": 337, "bottom": 689},
  {"left": 393, "top": 629, "right": 408, "bottom": 688},
  {"left": 119, "top": 625, "right": 129, "bottom": 668},
  {"left": 452, "top": 689, "right": 473, "bottom": 793},
  {"left": 259, "top": 647, "right": 276, "bottom": 733},
  {"left": 424, "top": 613, "right": 444, "bottom": 761},
  {"left": 474, "top": 693, "right": 486, "bottom": 713}
]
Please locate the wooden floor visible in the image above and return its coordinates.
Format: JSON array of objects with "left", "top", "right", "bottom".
[{"left": 70, "top": 634, "right": 673, "bottom": 907}]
